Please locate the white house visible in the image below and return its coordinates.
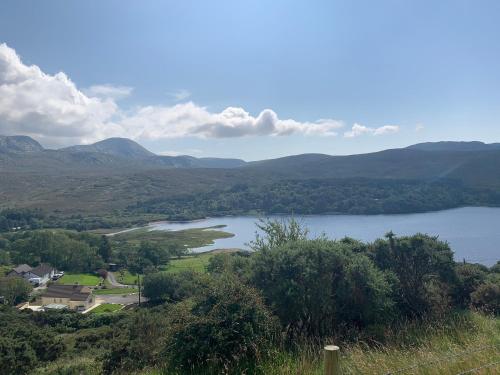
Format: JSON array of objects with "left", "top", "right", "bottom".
[{"left": 8, "top": 263, "right": 55, "bottom": 285}]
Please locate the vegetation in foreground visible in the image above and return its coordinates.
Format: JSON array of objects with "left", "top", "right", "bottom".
[{"left": 0, "top": 219, "right": 498, "bottom": 374}]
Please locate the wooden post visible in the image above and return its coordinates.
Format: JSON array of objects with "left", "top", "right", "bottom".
[{"left": 324, "top": 345, "right": 340, "bottom": 375}]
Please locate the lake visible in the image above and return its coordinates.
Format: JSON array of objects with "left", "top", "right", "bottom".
[{"left": 148, "top": 207, "right": 500, "bottom": 266}]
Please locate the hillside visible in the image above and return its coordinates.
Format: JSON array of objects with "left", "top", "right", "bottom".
[{"left": 2, "top": 136, "right": 500, "bottom": 224}]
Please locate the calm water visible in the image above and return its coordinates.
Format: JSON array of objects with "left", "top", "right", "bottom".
[{"left": 148, "top": 207, "right": 500, "bottom": 266}]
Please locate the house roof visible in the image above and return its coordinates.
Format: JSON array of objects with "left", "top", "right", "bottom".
[
  {"left": 42, "top": 285, "right": 92, "bottom": 301},
  {"left": 11, "top": 264, "right": 32, "bottom": 274},
  {"left": 31, "top": 263, "right": 54, "bottom": 277}
]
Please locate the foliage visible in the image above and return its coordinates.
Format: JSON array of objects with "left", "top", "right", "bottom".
[
  {"left": 370, "top": 232, "right": 457, "bottom": 317},
  {"left": 0, "top": 306, "right": 65, "bottom": 373},
  {"left": 6, "top": 230, "right": 104, "bottom": 272},
  {"left": 164, "top": 275, "right": 279, "bottom": 372},
  {"left": 251, "top": 238, "right": 394, "bottom": 337},
  {"left": 0, "top": 276, "right": 33, "bottom": 305},
  {"left": 142, "top": 270, "right": 208, "bottom": 303},
  {"left": 471, "top": 282, "right": 500, "bottom": 314}
]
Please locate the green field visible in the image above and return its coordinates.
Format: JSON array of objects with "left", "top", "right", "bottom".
[
  {"left": 89, "top": 303, "right": 123, "bottom": 314},
  {"left": 161, "top": 253, "right": 213, "bottom": 274},
  {"left": 114, "top": 269, "right": 142, "bottom": 285},
  {"left": 57, "top": 273, "right": 101, "bottom": 286},
  {"left": 93, "top": 287, "right": 138, "bottom": 295}
]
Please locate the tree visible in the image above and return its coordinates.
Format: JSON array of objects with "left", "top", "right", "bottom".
[
  {"left": 0, "top": 277, "right": 33, "bottom": 305},
  {"left": 250, "top": 217, "right": 308, "bottom": 251},
  {"left": 98, "top": 235, "right": 112, "bottom": 263},
  {"left": 142, "top": 271, "right": 207, "bottom": 303}
]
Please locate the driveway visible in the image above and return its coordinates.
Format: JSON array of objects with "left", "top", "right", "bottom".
[
  {"left": 96, "top": 293, "right": 146, "bottom": 305},
  {"left": 106, "top": 272, "right": 128, "bottom": 288}
]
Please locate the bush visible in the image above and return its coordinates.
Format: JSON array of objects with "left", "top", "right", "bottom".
[
  {"left": 165, "top": 275, "right": 278, "bottom": 372},
  {"left": 251, "top": 238, "right": 394, "bottom": 337},
  {"left": 471, "top": 282, "right": 500, "bottom": 314},
  {"left": 142, "top": 270, "right": 208, "bottom": 303},
  {"left": 370, "top": 233, "right": 456, "bottom": 317}
]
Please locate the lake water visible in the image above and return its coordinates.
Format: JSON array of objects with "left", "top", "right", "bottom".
[{"left": 148, "top": 207, "right": 500, "bottom": 266}]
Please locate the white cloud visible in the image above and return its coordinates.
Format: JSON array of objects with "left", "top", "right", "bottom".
[
  {"left": 83, "top": 84, "right": 133, "bottom": 100},
  {"left": 168, "top": 89, "right": 191, "bottom": 101},
  {"left": 0, "top": 43, "right": 122, "bottom": 146},
  {"left": 344, "top": 123, "right": 399, "bottom": 138},
  {"left": 0, "top": 43, "right": 399, "bottom": 147},
  {"left": 415, "top": 123, "right": 425, "bottom": 132}
]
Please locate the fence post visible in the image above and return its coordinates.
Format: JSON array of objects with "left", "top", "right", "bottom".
[{"left": 324, "top": 345, "right": 340, "bottom": 375}]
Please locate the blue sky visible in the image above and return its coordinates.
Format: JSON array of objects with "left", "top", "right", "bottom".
[{"left": 1, "top": 0, "right": 500, "bottom": 160}]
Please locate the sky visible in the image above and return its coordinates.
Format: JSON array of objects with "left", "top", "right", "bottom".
[{"left": 1, "top": 0, "right": 500, "bottom": 160}]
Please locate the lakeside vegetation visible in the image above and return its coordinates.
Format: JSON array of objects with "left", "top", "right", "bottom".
[{"left": 0, "top": 219, "right": 498, "bottom": 374}]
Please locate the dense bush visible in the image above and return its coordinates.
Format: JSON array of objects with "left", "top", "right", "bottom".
[
  {"left": 471, "top": 282, "right": 500, "bottom": 314},
  {"left": 164, "top": 275, "right": 278, "bottom": 372},
  {"left": 142, "top": 270, "right": 208, "bottom": 303},
  {"left": 370, "top": 232, "right": 456, "bottom": 317},
  {"left": 251, "top": 238, "right": 394, "bottom": 337}
]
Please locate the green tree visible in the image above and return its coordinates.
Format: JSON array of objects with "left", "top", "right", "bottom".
[
  {"left": 0, "top": 277, "right": 33, "bottom": 305},
  {"left": 98, "top": 235, "right": 112, "bottom": 263}
]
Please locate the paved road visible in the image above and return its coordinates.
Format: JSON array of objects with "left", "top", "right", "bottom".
[{"left": 106, "top": 272, "right": 128, "bottom": 288}]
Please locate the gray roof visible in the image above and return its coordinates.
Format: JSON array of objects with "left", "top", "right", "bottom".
[
  {"left": 11, "top": 264, "right": 32, "bottom": 274},
  {"left": 42, "top": 284, "right": 91, "bottom": 301},
  {"left": 30, "top": 263, "right": 54, "bottom": 277}
]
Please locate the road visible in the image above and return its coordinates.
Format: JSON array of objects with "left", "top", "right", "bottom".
[{"left": 106, "top": 272, "right": 128, "bottom": 288}]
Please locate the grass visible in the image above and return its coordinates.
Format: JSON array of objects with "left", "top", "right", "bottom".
[
  {"left": 161, "top": 252, "right": 214, "bottom": 274},
  {"left": 57, "top": 273, "right": 101, "bottom": 286},
  {"left": 89, "top": 303, "right": 123, "bottom": 314},
  {"left": 93, "top": 287, "right": 138, "bottom": 295},
  {"left": 140, "top": 311, "right": 499, "bottom": 375},
  {"left": 110, "top": 226, "right": 234, "bottom": 250},
  {"left": 115, "top": 269, "right": 142, "bottom": 285},
  {"left": 258, "top": 311, "right": 500, "bottom": 375}
]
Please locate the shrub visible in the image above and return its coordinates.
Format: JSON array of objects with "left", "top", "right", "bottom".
[
  {"left": 165, "top": 275, "right": 278, "bottom": 372},
  {"left": 471, "top": 282, "right": 500, "bottom": 314},
  {"left": 251, "top": 239, "right": 394, "bottom": 337}
]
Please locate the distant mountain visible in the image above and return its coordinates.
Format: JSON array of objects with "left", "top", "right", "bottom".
[
  {"left": 407, "top": 141, "right": 500, "bottom": 152},
  {"left": 2, "top": 135, "right": 500, "bottom": 219},
  {"left": 0, "top": 135, "right": 44, "bottom": 153},
  {"left": 0, "top": 135, "right": 246, "bottom": 170},
  {"left": 62, "top": 137, "right": 156, "bottom": 159}
]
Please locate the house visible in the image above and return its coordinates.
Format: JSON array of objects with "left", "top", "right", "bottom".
[
  {"left": 8, "top": 263, "right": 55, "bottom": 285},
  {"left": 40, "top": 284, "right": 95, "bottom": 311}
]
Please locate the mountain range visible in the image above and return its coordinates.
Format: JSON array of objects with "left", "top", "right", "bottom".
[{"left": 1, "top": 135, "right": 500, "bottom": 221}]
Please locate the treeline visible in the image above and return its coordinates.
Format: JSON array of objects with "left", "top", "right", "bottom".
[
  {"left": 0, "top": 229, "right": 184, "bottom": 274},
  {"left": 130, "top": 178, "right": 500, "bottom": 219},
  {"left": 0, "top": 208, "right": 46, "bottom": 231}
]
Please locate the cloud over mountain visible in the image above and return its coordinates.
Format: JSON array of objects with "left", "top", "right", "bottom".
[
  {"left": 0, "top": 43, "right": 397, "bottom": 146},
  {"left": 344, "top": 123, "right": 400, "bottom": 138}
]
